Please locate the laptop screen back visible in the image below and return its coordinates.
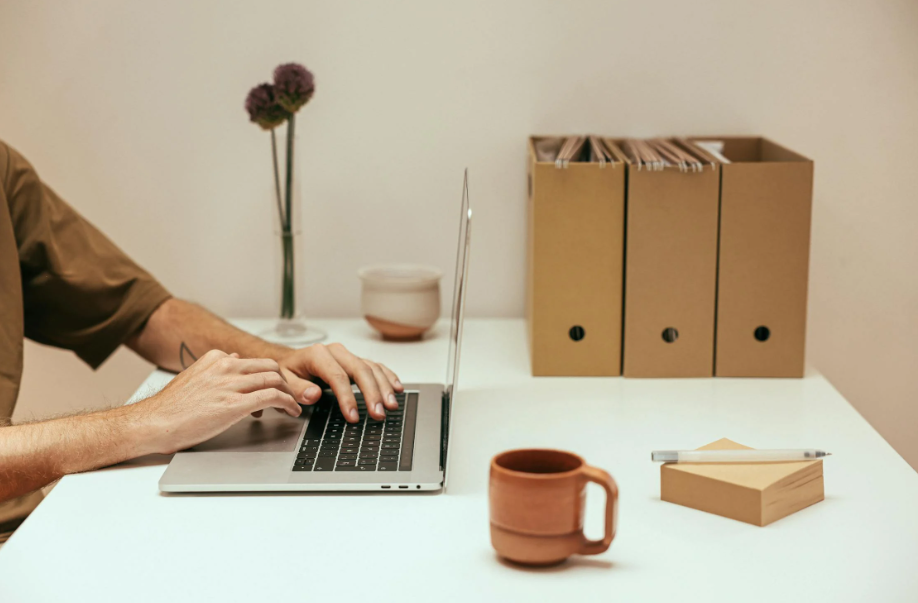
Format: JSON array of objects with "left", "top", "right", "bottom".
[
  {"left": 441, "top": 170, "right": 471, "bottom": 491},
  {"left": 445, "top": 169, "right": 471, "bottom": 399}
]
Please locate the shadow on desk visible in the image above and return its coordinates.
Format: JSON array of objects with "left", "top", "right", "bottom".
[
  {"left": 106, "top": 453, "right": 174, "bottom": 469},
  {"left": 495, "top": 553, "right": 616, "bottom": 573},
  {"left": 158, "top": 489, "right": 441, "bottom": 499}
]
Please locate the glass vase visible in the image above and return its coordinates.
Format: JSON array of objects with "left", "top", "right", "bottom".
[{"left": 257, "top": 121, "right": 325, "bottom": 347}]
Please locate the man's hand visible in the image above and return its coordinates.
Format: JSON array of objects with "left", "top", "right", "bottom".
[
  {"left": 133, "top": 350, "right": 302, "bottom": 455},
  {"left": 125, "top": 299, "right": 403, "bottom": 423},
  {"left": 277, "top": 343, "right": 403, "bottom": 423}
]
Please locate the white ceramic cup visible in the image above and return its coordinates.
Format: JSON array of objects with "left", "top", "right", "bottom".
[{"left": 358, "top": 265, "right": 443, "bottom": 341}]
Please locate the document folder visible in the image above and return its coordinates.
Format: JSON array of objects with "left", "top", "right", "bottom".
[
  {"left": 688, "top": 137, "right": 814, "bottom": 377},
  {"left": 526, "top": 136, "right": 626, "bottom": 376},
  {"left": 619, "top": 138, "right": 720, "bottom": 377}
]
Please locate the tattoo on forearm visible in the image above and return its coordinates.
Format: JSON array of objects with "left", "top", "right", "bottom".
[{"left": 179, "top": 342, "right": 198, "bottom": 369}]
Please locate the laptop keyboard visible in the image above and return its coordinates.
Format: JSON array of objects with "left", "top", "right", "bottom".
[{"left": 292, "top": 392, "right": 416, "bottom": 473}]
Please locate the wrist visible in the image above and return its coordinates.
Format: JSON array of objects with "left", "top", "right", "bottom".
[
  {"left": 119, "top": 401, "right": 169, "bottom": 457},
  {"left": 258, "top": 341, "right": 294, "bottom": 363}
]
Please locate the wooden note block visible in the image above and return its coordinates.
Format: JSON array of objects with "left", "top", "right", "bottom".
[{"left": 660, "top": 438, "right": 824, "bottom": 526}]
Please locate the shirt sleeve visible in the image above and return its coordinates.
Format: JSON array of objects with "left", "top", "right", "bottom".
[{"left": 3, "top": 142, "right": 172, "bottom": 369}]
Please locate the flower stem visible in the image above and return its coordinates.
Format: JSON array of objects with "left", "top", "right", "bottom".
[
  {"left": 280, "top": 114, "right": 297, "bottom": 320},
  {"left": 270, "top": 129, "right": 285, "bottom": 230},
  {"left": 281, "top": 231, "right": 294, "bottom": 319},
  {"left": 285, "top": 113, "right": 295, "bottom": 230}
]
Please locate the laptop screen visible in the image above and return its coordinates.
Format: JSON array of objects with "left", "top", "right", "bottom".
[
  {"left": 445, "top": 169, "right": 472, "bottom": 399},
  {"left": 441, "top": 171, "right": 471, "bottom": 491}
]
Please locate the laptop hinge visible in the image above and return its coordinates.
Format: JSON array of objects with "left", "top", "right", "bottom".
[{"left": 439, "top": 389, "right": 450, "bottom": 471}]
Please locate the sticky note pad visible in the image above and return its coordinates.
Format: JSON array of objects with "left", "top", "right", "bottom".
[{"left": 660, "top": 438, "right": 824, "bottom": 526}]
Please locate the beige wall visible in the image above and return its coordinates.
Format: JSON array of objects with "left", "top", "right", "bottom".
[{"left": 2, "top": 1, "right": 916, "bottom": 468}]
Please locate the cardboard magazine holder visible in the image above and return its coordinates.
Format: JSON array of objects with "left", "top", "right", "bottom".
[
  {"left": 688, "top": 137, "right": 814, "bottom": 377},
  {"left": 526, "top": 136, "right": 626, "bottom": 376},
  {"left": 618, "top": 139, "right": 721, "bottom": 377}
]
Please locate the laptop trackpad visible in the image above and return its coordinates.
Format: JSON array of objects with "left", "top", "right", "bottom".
[{"left": 191, "top": 412, "right": 304, "bottom": 453}]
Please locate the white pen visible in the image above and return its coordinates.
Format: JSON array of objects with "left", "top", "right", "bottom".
[{"left": 651, "top": 449, "right": 832, "bottom": 463}]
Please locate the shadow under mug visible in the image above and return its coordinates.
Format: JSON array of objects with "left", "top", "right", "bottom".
[{"left": 489, "top": 449, "right": 618, "bottom": 566}]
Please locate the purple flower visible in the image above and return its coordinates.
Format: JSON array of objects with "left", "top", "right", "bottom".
[
  {"left": 273, "top": 63, "right": 315, "bottom": 113},
  {"left": 244, "top": 83, "right": 290, "bottom": 130}
]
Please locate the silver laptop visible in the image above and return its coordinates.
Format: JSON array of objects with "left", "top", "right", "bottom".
[{"left": 159, "top": 171, "right": 471, "bottom": 493}]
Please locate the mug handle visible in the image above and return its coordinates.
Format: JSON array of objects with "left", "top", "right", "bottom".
[{"left": 578, "top": 465, "right": 619, "bottom": 556}]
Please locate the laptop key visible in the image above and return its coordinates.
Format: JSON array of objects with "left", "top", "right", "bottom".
[
  {"left": 381, "top": 443, "right": 400, "bottom": 450},
  {"left": 318, "top": 450, "right": 337, "bottom": 457},
  {"left": 293, "top": 466, "right": 312, "bottom": 471},
  {"left": 314, "top": 458, "right": 336, "bottom": 471},
  {"left": 358, "top": 459, "right": 377, "bottom": 465},
  {"left": 378, "top": 463, "right": 398, "bottom": 472},
  {"left": 359, "top": 453, "right": 378, "bottom": 460},
  {"left": 336, "top": 460, "right": 356, "bottom": 467},
  {"left": 338, "top": 453, "right": 358, "bottom": 460},
  {"left": 357, "top": 465, "right": 376, "bottom": 471}
]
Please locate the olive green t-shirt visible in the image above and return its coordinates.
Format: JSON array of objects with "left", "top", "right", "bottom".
[
  {"left": 0, "top": 139, "right": 171, "bottom": 418},
  {"left": 0, "top": 139, "right": 171, "bottom": 521}
]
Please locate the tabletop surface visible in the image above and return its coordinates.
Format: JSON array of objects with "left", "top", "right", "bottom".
[{"left": 1, "top": 318, "right": 917, "bottom": 602}]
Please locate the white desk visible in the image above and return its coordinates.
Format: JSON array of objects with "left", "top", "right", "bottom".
[{"left": 1, "top": 319, "right": 917, "bottom": 602}]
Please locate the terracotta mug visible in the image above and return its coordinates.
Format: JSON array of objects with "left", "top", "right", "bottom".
[{"left": 489, "top": 449, "right": 618, "bottom": 566}]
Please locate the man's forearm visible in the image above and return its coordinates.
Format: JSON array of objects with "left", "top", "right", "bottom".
[
  {"left": 127, "top": 299, "right": 291, "bottom": 372},
  {"left": 0, "top": 406, "right": 152, "bottom": 504}
]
